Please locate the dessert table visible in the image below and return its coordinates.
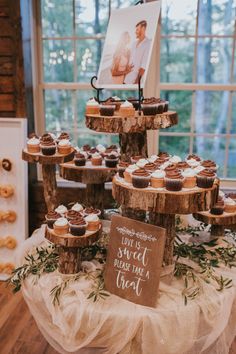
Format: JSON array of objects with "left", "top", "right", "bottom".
[{"left": 17, "top": 224, "right": 236, "bottom": 354}]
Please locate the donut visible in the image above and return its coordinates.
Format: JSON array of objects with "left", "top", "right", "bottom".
[
  {"left": 1, "top": 210, "right": 17, "bottom": 223},
  {"left": 3, "top": 262, "right": 15, "bottom": 274},
  {"left": 4, "top": 236, "right": 17, "bottom": 249},
  {"left": 0, "top": 185, "right": 14, "bottom": 198},
  {"left": 2, "top": 158, "right": 12, "bottom": 172}
]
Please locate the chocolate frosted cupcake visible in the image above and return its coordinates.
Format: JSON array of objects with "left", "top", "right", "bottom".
[
  {"left": 82, "top": 144, "right": 91, "bottom": 152},
  {"left": 164, "top": 163, "right": 177, "bottom": 172},
  {"left": 105, "top": 96, "right": 122, "bottom": 111},
  {"left": 40, "top": 133, "right": 54, "bottom": 143},
  {"left": 105, "top": 153, "right": 119, "bottom": 168},
  {"left": 165, "top": 169, "right": 184, "bottom": 191},
  {"left": 118, "top": 161, "right": 129, "bottom": 178},
  {"left": 40, "top": 141, "right": 56, "bottom": 155},
  {"left": 141, "top": 98, "right": 156, "bottom": 115},
  {"left": 196, "top": 169, "right": 216, "bottom": 188},
  {"left": 83, "top": 207, "right": 101, "bottom": 217},
  {"left": 69, "top": 218, "right": 87, "bottom": 236},
  {"left": 158, "top": 151, "right": 170, "bottom": 159},
  {"left": 132, "top": 169, "right": 151, "bottom": 189},
  {"left": 58, "top": 132, "right": 70, "bottom": 141},
  {"left": 66, "top": 209, "right": 82, "bottom": 221},
  {"left": 100, "top": 103, "right": 116, "bottom": 116},
  {"left": 45, "top": 211, "right": 61, "bottom": 228},
  {"left": 201, "top": 160, "right": 218, "bottom": 172},
  {"left": 144, "top": 162, "right": 157, "bottom": 172},
  {"left": 74, "top": 152, "right": 86, "bottom": 166},
  {"left": 176, "top": 161, "right": 189, "bottom": 170},
  {"left": 210, "top": 199, "right": 225, "bottom": 215},
  {"left": 186, "top": 154, "right": 201, "bottom": 162},
  {"left": 131, "top": 155, "right": 144, "bottom": 164}
]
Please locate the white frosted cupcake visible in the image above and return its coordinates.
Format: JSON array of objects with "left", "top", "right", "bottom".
[
  {"left": 148, "top": 155, "right": 158, "bottom": 163},
  {"left": 53, "top": 217, "right": 69, "bottom": 235},
  {"left": 91, "top": 152, "right": 102, "bottom": 166},
  {"left": 224, "top": 198, "right": 236, "bottom": 213},
  {"left": 169, "top": 155, "right": 182, "bottom": 164},
  {"left": 150, "top": 170, "right": 165, "bottom": 188},
  {"left": 124, "top": 164, "right": 138, "bottom": 183},
  {"left": 182, "top": 168, "right": 196, "bottom": 188},
  {"left": 96, "top": 144, "right": 106, "bottom": 154},
  {"left": 55, "top": 204, "right": 68, "bottom": 216},
  {"left": 71, "top": 203, "right": 84, "bottom": 212},
  {"left": 85, "top": 98, "right": 100, "bottom": 114},
  {"left": 136, "top": 158, "right": 149, "bottom": 168},
  {"left": 193, "top": 165, "right": 205, "bottom": 174},
  {"left": 186, "top": 158, "right": 200, "bottom": 168},
  {"left": 85, "top": 214, "right": 101, "bottom": 231},
  {"left": 119, "top": 100, "right": 135, "bottom": 117},
  {"left": 57, "top": 139, "right": 71, "bottom": 154},
  {"left": 27, "top": 137, "right": 40, "bottom": 153}
]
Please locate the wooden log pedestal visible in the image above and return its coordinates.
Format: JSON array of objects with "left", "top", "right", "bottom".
[
  {"left": 112, "top": 175, "right": 219, "bottom": 265},
  {"left": 59, "top": 161, "right": 117, "bottom": 212},
  {"left": 193, "top": 211, "right": 236, "bottom": 237},
  {"left": 85, "top": 111, "right": 178, "bottom": 162},
  {"left": 45, "top": 225, "right": 101, "bottom": 274},
  {"left": 22, "top": 149, "right": 75, "bottom": 211}
]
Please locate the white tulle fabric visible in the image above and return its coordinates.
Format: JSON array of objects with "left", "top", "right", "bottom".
[{"left": 17, "top": 223, "right": 236, "bottom": 354}]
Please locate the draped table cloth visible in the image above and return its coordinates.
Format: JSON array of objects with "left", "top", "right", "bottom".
[{"left": 17, "top": 223, "right": 236, "bottom": 354}]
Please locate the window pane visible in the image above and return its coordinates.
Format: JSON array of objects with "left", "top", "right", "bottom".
[
  {"left": 77, "top": 90, "right": 94, "bottom": 128},
  {"left": 194, "top": 91, "right": 229, "bottom": 134},
  {"left": 159, "top": 136, "right": 190, "bottom": 157},
  {"left": 160, "top": 90, "right": 192, "bottom": 132},
  {"left": 43, "top": 40, "right": 74, "bottom": 82},
  {"left": 161, "top": 0, "right": 197, "bottom": 35},
  {"left": 228, "top": 138, "right": 236, "bottom": 178},
  {"left": 196, "top": 38, "right": 233, "bottom": 83},
  {"left": 75, "top": 0, "right": 108, "bottom": 37},
  {"left": 231, "top": 92, "right": 236, "bottom": 133},
  {"left": 41, "top": 0, "right": 73, "bottom": 37},
  {"left": 44, "top": 90, "right": 73, "bottom": 132},
  {"left": 161, "top": 39, "right": 194, "bottom": 82},
  {"left": 77, "top": 39, "right": 103, "bottom": 82},
  {"left": 193, "top": 137, "right": 226, "bottom": 177},
  {"left": 198, "top": 0, "right": 235, "bottom": 36},
  {"left": 111, "top": 0, "right": 133, "bottom": 9}
]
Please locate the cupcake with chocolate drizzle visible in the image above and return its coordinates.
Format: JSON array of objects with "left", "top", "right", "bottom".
[
  {"left": 165, "top": 169, "right": 184, "bottom": 191},
  {"left": 74, "top": 152, "right": 86, "bottom": 166},
  {"left": 69, "top": 218, "right": 87, "bottom": 236},
  {"left": 40, "top": 140, "right": 56, "bottom": 156},
  {"left": 105, "top": 152, "right": 119, "bottom": 168},
  {"left": 83, "top": 207, "right": 101, "bottom": 217},
  {"left": 132, "top": 168, "right": 151, "bottom": 189},
  {"left": 201, "top": 160, "right": 218, "bottom": 172},
  {"left": 66, "top": 209, "right": 83, "bottom": 221},
  {"left": 210, "top": 199, "right": 225, "bottom": 215},
  {"left": 196, "top": 169, "right": 216, "bottom": 188},
  {"left": 45, "top": 211, "right": 61, "bottom": 229}
]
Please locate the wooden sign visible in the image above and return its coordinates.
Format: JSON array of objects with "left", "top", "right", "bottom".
[{"left": 104, "top": 215, "right": 166, "bottom": 307}]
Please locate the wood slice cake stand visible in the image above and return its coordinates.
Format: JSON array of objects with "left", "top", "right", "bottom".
[
  {"left": 45, "top": 225, "right": 101, "bottom": 274},
  {"left": 193, "top": 211, "right": 236, "bottom": 237},
  {"left": 59, "top": 161, "right": 117, "bottom": 211},
  {"left": 22, "top": 149, "right": 75, "bottom": 211},
  {"left": 112, "top": 175, "right": 219, "bottom": 265},
  {"left": 85, "top": 111, "right": 178, "bottom": 161}
]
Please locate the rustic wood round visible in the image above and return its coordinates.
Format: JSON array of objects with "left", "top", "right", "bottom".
[
  {"left": 193, "top": 211, "right": 236, "bottom": 237},
  {"left": 22, "top": 148, "right": 75, "bottom": 211},
  {"left": 59, "top": 161, "right": 117, "bottom": 211},
  {"left": 45, "top": 225, "right": 101, "bottom": 274},
  {"left": 112, "top": 175, "right": 219, "bottom": 265},
  {"left": 85, "top": 111, "right": 178, "bottom": 162}
]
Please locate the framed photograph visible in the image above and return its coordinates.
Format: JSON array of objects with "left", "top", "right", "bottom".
[{"left": 96, "top": 1, "right": 161, "bottom": 89}]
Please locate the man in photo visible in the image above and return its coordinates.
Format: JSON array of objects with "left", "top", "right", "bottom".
[{"left": 124, "top": 20, "right": 151, "bottom": 84}]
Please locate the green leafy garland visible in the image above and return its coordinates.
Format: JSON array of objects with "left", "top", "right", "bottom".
[{"left": 8, "top": 226, "right": 236, "bottom": 306}]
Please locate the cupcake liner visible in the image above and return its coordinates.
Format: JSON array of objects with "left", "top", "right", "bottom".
[
  {"left": 58, "top": 146, "right": 71, "bottom": 154},
  {"left": 105, "top": 158, "right": 118, "bottom": 168},
  {"left": 196, "top": 176, "right": 215, "bottom": 188},
  {"left": 183, "top": 177, "right": 196, "bottom": 188},
  {"left": 165, "top": 177, "right": 184, "bottom": 191},
  {"left": 91, "top": 158, "right": 103, "bottom": 166},
  {"left": 132, "top": 175, "right": 150, "bottom": 189},
  {"left": 69, "top": 222, "right": 88, "bottom": 236},
  {"left": 74, "top": 158, "right": 86, "bottom": 166},
  {"left": 150, "top": 177, "right": 164, "bottom": 188}
]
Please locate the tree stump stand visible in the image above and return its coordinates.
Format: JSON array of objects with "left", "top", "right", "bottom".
[
  {"left": 22, "top": 149, "right": 75, "bottom": 211},
  {"left": 45, "top": 225, "right": 101, "bottom": 274},
  {"left": 113, "top": 175, "right": 219, "bottom": 265},
  {"left": 193, "top": 211, "right": 236, "bottom": 237}
]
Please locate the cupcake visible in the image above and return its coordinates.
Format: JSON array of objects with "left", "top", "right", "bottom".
[
  {"left": 117, "top": 161, "right": 129, "bottom": 178},
  {"left": 182, "top": 168, "right": 196, "bottom": 188},
  {"left": 165, "top": 170, "right": 184, "bottom": 192},
  {"left": 196, "top": 169, "right": 216, "bottom": 188},
  {"left": 105, "top": 96, "right": 122, "bottom": 111},
  {"left": 224, "top": 198, "right": 236, "bottom": 213},
  {"left": 96, "top": 144, "right": 106, "bottom": 155},
  {"left": 163, "top": 100, "right": 169, "bottom": 112},
  {"left": 91, "top": 152, "right": 103, "bottom": 166},
  {"left": 119, "top": 100, "right": 135, "bottom": 117},
  {"left": 144, "top": 162, "right": 157, "bottom": 172},
  {"left": 158, "top": 151, "right": 170, "bottom": 159},
  {"left": 127, "top": 97, "right": 139, "bottom": 110},
  {"left": 100, "top": 103, "right": 115, "bottom": 116},
  {"left": 57, "top": 139, "right": 71, "bottom": 154},
  {"left": 69, "top": 218, "right": 87, "bottom": 236},
  {"left": 58, "top": 132, "right": 70, "bottom": 141},
  {"left": 132, "top": 169, "right": 151, "bottom": 189},
  {"left": 27, "top": 137, "right": 40, "bottom": 153},
  {"left": 83, "top": 207, "right": 101, "bottom": 217},
  {"left": 40, "top": 141, "right": 56, "bottom": 156},
  {"left": 55, "top": 204, "right": 68, "bottom": 216},
  {"left": 74, "top": 152, "right": 86, "bottom": 166},
  {"left": 82, "top": 144, "right": 91, "bottom": 152},
  {"left": 105, "top": 153, "right": 119, "bottom": 168},
  {"left": 40, "top": 133, "right": 54, "bottom": 143},
  {"left": 45, "top": 211, "right": 61, "bottom": 229},
  {"left": 186, "top": 154, "right": 201, "bottom": 162},
  {"left": 141, "top": 99, "right": 156, "bottom": 115},
  {"left": 136, "top": 158, "right": 150, "bottom": 168},
  {"left": 210, "top": 199, "right": 225, "bottom": 215},
  {"left": 186, "top": 158, "right": 201, "bottom": 168},
  {"left": 131, "top": 155, "right": 145, "bottom": 164},
  {"left": 169, "top": 155, "right": 182, "bottom": 164},
  {"left": 193, "top": 165, "right": 205, "bottom": 174},
  {"left": 176, "top": 161, "right": 189, "bottom": 170},
  {"left": 124, "top": 164, "right": 139, "bottom": 183},
  {"left": 85, "top": 98, "right": 100, "bottom": 115},
  {"left": 53, "top": 217, "right": 69, "bottom": 235},
  {"left": 66, "top": 209, "right": 82, "bottom": 221},
  {"left": 150, "top": 170, "right": 165, "bottom": 188},
  {"left": 71, "top": 203, "right": 84, "bottom": 212},
  {"left": 85, "top": 214, "right": 101, "bottom": 231},
  {"left": 164, "top": 163, "right": 177, "bottom": 173},
  {"left": 201, "top": 160, "right": 218, "bottom": 172}
]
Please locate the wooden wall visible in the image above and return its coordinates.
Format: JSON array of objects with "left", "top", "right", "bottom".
[{"left": 0, "top": 0, "right": 26, "bottom": 118}]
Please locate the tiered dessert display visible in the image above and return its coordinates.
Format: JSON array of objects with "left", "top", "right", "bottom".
[
  {"left": 193, "top": 192, "right": 236, "bottom": 237},
  {"left": 22, "top": 133, "right": 74, "bottom": 211},
  {"left": 45, "top": 204, "right": 102, "bottom": 274}
]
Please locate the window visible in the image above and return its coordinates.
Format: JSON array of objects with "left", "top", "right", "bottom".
[{"left": 33, "top": 0, "right": 236, "bottom": 180}]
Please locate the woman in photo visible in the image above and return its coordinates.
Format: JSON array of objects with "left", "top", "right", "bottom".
[{"left": 111, "top": 31, "right": 133, "bottom": 84}]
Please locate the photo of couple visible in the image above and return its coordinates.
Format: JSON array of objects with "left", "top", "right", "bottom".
[{"left": 97, "top": 1, "right": 160, "bottom": 88}]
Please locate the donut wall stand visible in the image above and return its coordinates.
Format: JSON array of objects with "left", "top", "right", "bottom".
[{"left": 0, "top": 118, "right": 28, "bottom": 280}]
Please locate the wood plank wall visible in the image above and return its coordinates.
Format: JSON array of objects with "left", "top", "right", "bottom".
[{"left": 0, "top": 0, "right": 26, "bottom": 118}]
